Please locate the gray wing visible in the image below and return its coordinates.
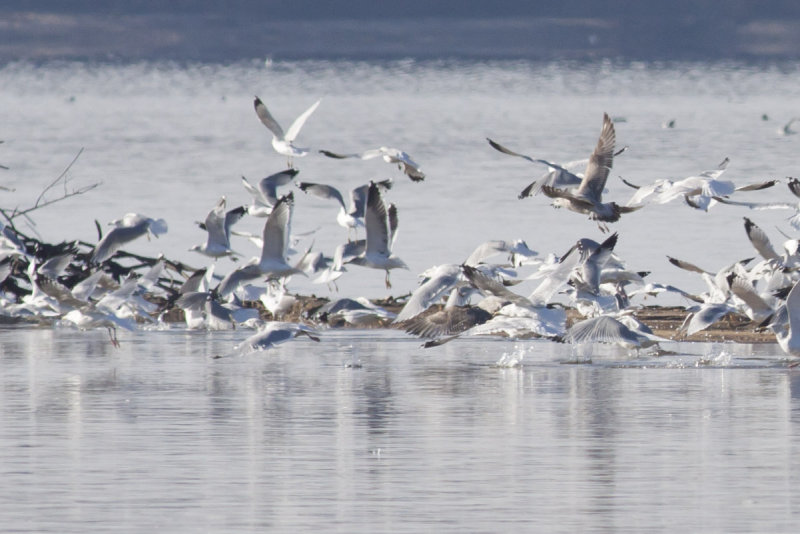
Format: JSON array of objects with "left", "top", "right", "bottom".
[
  {"left": 577, "top": 113, "right": 615, "bottom": 201},
  {"left": 565, "top": 315, "right": 642, "bottom": 345},
  {"left": 743, "top": 217, "right": 780, "bottom": 262},
  {"left": 216, "top": 263, "right": 262, "bottom": 297},
  {"left": 297, "top": 181, "right": 346, "bottom": 210},
  {"left": 259, "top": 169, "right": 299, "bottom": 206},
  {"left": 284, "top": 99, "right": 321, "bottom": 142},
  {"left": 254, "top": 96, "right": 284, "bottom": 139},
  {"left": 260, "top": 193, "right": 293, "bottom": 264},
  {"left": 394, "top": 264, "right": 465, "bottom": 322},
  {"left": 223, "top": 206, "right": 248, "bottom": 241},
  {"left": 204, "top": 197, "right": 228, "bottom": 247},
  {"left": 364, "top": 183, "right": 391, "bottom": 255},
  {"left": 91, "top": 221, "right": 149, "bottom": 263}
]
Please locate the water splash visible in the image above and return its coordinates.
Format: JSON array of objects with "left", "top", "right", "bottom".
[
  {"left": 696, "top": 347, "right": 734, "bottom": 367},
  {"left": 495, "top": 344, "right": 526, "bottom": 368}
]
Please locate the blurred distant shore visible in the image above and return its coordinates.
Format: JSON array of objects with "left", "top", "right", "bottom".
[{"left": 3, "top": 7, "right": 800, "bottom": 63}]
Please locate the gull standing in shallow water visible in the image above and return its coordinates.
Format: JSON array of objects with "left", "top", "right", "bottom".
[
  {"left": 347, "top": 181, "right": 408, "bottom": 288},
  {"left": 254, "top": 96, "right": 321, "bottom": 166},
  {"left": 770, "top": 279, "right": 800, "bottom": 358}
]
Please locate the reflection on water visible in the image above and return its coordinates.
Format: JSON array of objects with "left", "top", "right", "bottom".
[{"left": 1, "top": 327, "right": 799, "bottom": 532}]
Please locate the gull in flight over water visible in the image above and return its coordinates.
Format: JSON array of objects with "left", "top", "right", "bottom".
[
  {"left": 711, "top": 177, "right": 800, "bottom": 229},
  {"left": 623, "top": 157, "right": 776, "bottom": 212},
  {"left": 254, "top": 96, "right": 321, "bottom": 166},
  {"left": 190, "top": 196, "right": 247, "bottom": 259},
  {"left": 536, "top": 113, "right": 640, "bottom": 229},
  {"left": 486, "top": 137, "right": 628, "bottom": 198},
  {"left": 91, "top": 213, "right": 167, "bottom": 264},
  {"left": 234, "top": 321, "right": 320, "bottom": 353},
  {"left": 296, "top": 179, "right": 392, "bottom": 235},
  {"left": 347, "top": 181, "right": 408, "bottom": 288},
  {"left": 241, "top": 168, "right": 299, "bottom": 217},
  {"left": 217, "top": 192, "right": 304, "bottom": 298},
  {"left": 319, "top": 146, "right": 425, "bottom": 182}
]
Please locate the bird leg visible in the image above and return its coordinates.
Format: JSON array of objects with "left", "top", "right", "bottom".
[
  {"left": 106, "top": 326, "right": 120, "bottom": 348},
  {"left": 384, "top": 271, "right": 392, "bottom": 289}
]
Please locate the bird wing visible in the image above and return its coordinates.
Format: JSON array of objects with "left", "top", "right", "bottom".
[
  {"left": 223, "top": 206, "right": 248, "bottom": 241},
  {"left": 364, "top": 183, "right": 391, "bottom": 255},
  {"left": 319, "top": 149, "right": 360, "bottom": 159},
  {"left": 735, "top": 179, "right": 778, "bottom": 192},
  {"left": 387, "top": 203, "right": 399, "bottom": 247},
  {"left": 578, "top": 112, "right": 615, "bottom": 201},
  {"left": 565, "top": 315, "right": 642, "bottom": 345},
  {"left": 486, "top": 138, "right": 574, "bottom": 174},
  {"left": 743, "top": 217, "right": 780, "bottom": 262},
  {"left": 667, "top": 256, "right": 710, "bottom": 274},
  {"left": 253, "top": 97, "right": 285, "bottom": 139},
  {"left": 260, "top": 193, "right": 293, "bottom": 264},
  {"left": 258, "top": 169, "right": 299, "bottom": 206},
  {"left": 297, "top": 182, "right": 346, "bottom": 210},
  {"left": 203, "top": 197, "right": 228, "bottom": 246},
  {"left": 284, "top": 99, "right": 321, "bottom": 142},
  {"left": 91, "top": 222, "right": 148, "bottom": 263}
]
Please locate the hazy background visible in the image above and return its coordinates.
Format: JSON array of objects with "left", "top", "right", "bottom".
[{"left": 3, "top": 1, "right": 800, "bottom": 62}]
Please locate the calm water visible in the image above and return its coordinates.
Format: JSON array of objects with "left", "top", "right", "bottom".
[
  {"left": 1, "top": 326, "right": 799, "bottom": 532},
  {"left": 3, "top": 59, "right": 800, "bottom": 531}
]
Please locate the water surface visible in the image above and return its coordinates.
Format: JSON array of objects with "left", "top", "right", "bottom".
[{"left": 2, "top": 60, "right": 800, "bottom": 532}]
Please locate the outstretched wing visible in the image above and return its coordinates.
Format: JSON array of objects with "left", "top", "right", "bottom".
[
  {"left": 285, "top": 99, "right": 321, "bottom": 142},
  {"left": 254, "top": 96, "right": 285, "bottom": 139},
  {"left": 578, "top": 112, "right": 615, "bottom": 201}
]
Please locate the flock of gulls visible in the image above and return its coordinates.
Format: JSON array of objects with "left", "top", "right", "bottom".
[{"left": 4, "top": 97, "right": 800, "bottom": 361}]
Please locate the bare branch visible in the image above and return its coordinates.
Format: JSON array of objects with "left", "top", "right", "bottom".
[
  {"left": 11, "top": 181, "right": 101, "bottom": 221},
  {"left": 33, "top": 147, "right": 85, "bottom": 209}
]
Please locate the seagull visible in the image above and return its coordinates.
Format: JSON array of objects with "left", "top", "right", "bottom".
[
  {"left": 91, "top": 213, "right": 168, "bottom": 264},
  {"left": 217, "top": 192, "right": 303, "bottom": 298},
  {"left": 626, "top": 157, "right": 776, "bottom": 212},
  {"left": 315, "top": 297, "right": 396, "bottom": 327},
  {"left": 241, "top": 168, "right": 299, "bottom": 217},
  {"left": 417, "top": 265, "right": 566, "bottom": 347},
  {"left": 564, "top": 314, "right": 664, "bottom": 350},
  {"left": 769, "top": 279, "right": 800, "bottom": 358},
  {"left": 319, "top": 146, "right": 425, "bottom": 182},
  {"left": 779, "top": 118, "right": 799, "bottom": 136},
  {"left": 296, "top": 181, "right": 364, "bottom": 232},
  {"left": 399, "top": 298, "right": 494, "bottom": 340},
  {"left": 190, "top": 196, "right": 247, "bottom": 259},
  {"left": 254, "top": 96, "right": 321, "bottom": 165},
  {"left": 537, "top": 113, "right": 640, "bottom": 228},
  {"left": 346, "top": 182, "right": 408, "bottom": 288},
  {"left": 486, "top": 137, "right": 628, "bottom": 198},
  {"left": 712, "top": 177, "right": 800, "bottom": 229},
  {"left": 234, "top": 321, "right": 320, "bottom": 352},
  {"left": 175, "top": 290, "right": 236, "bottom": 330},
  {"left": 393, "top": 264, "right": 469, "bottom": 323}
]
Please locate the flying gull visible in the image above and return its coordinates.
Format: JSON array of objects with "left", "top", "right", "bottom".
[
  {"left": 347, "top": 182, "right": 408, "bottom": 288},
  {"left": 319, "top": 146, "right": 425, "bottom": 182},
  {"left": 254, "top": 96, "right": 321, "bottom": 166}
]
